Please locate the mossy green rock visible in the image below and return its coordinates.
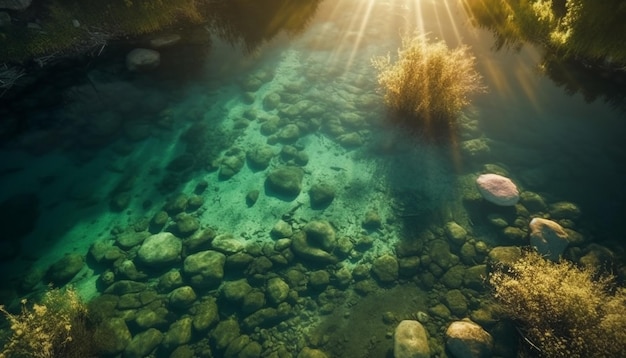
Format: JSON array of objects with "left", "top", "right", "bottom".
[
  {"left": 211, "top": 319, "right": 241, "bottom": 350},
  {"left": 247, "top": 145, "right": 275, "bottom": 170},
  {"left": 183, "top": 250, "right": 226, "bottom": 288},
  {"left": 266, "top": 166, "right": 304, "bottom": 198},
  {"left": 47, "top": 253, "right": 85, "bottom": 284},
  {"left": 94, "top": 317, "right": 132, "bottom": 355},
  {"left": 309, "top": 270, "right": 331, "bottom": 290},
  {"left": 266, "top": 277, "right": 290, "bottom": 304},
  {"left": 464, "top": 264, "right": 487, "bottom": 291},
  {"left": 175, "top": 214, "right": 200, "bottom": 237},
  {"left": 441, "top": 265, "right": 465, "bottom": 289},
  {"left": 242, "top": 290, "right": 266, "bottom": 313},
  {"left": 163, "top": 317, "right": 193, "bottom": 350},
  {"left": 298, "top": 347, "right": 329, "bottom": 358},
  {"left": 134, "top": 306, "right": 169, "bottom": 329},
  {"left": 548, "top": 201, "right": 581, "bottom": 220},
  {"left": 428, "top": 240, "right": 454, "bottom": 269},
  {"left": 116, "top": 231, "right": 150, "bottom": 249},
  {"left": 169, "top": 286, "right": 197, "bottom": 309},
  {"left": 137, "top": 232, "right": 182, "bottom": 267},
  {"left": 428, "top": 303, "right": 452, "bottom": 320},
  {"left": 309, "top": 183, "right": 335, "bottom": 208},
  {"left": 222, "top": 279, "right": 253, "bottom": 303},
  {"left": 445, "top": 221, "right": 468, "bottom": 246},
  {"left": 372, "top": 254, "right": 399, "bottom": 283},
  {"left": 191, "top": 298, "right": 219, "bottom": 332},
  {"left": 303, "top": 220, "right": 336, "bottom": 251},
  {"left": 445, "top": 289, "right": 469, "bottom": 316},
  {"left": 123, "top": 328, "right": 163, "bottom": 358},
  {"left": 291, "top": 231, "right": 338, "bottom": 264}
]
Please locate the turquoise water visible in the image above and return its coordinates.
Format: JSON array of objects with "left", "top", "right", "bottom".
[{"left": 0, "top": 0, "right": 625, "bottom": 357}]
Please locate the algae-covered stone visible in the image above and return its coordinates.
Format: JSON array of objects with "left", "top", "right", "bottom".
[
  {"left": 464, "top": 265, "right": 487, "bottom": 291},
  {"left": 162, "top": 317, "right": 193, "bottom": 350},
  {"left": 445, "top": 289, "right": 469, "bottom": 317},
  {"left": 271, "top": 220, "right": 293, "bottom": 239},
  {"left": 94, "top": 317, "right": 132, "bottom": 355},
  {"left": 309, "top": 183, "right": 335, "bottom": 208},
  {"left": 291, "top": 231, "right": 338, "bottom": 264},
  {"left": 117, "top": 231, "right": 150, "bottom": 249},
  {"left": 242, "top": 290, "right": 266, "bottom": 313},
  {"left": 502, "top": 226, "right": 527, "bottom": 242},
  {"left": 169, "top": 286, "right": 197, "bottom": 309},
  {"left": 445, "top": 222, "right": 468, "bottom": 246},
  {"left": 175, "top": 213, "right": 200, "bottom": 237},
  {"left": 222, "top": 279, "right": 253, "bottom": 303},
  {"left": 266, "top": 166, "right": 304, "bottom": 199},
  {"left": 428, "top": 303, "right": 452, "bottom": 320},
  {"left": 183, "top": 250, "right": 226, "bottom": 288},
  {"left": 362, "top": 210, "right": 382, "bottom": 229},
  {"left": 303, "top": 220, "right": 336, "bottom": 251},
  {"left": 441, "top": 265, "right": 465, "bottom": 289},
  {"left": 548, "top": 201, "right": 581, "bottom": 220},
  {"left": 134, "top": 306, "right": 169, "bottom": 329},
  {"left": 520, "top": 191, "right": 547, "bottom": 212},
  {"left": 428, "top": 240, "right": 454, "bottom": 269},
  {"left": 191, "top": 297, "right": 219, "bottom": 332},
  {"left": 372, "top": 254, "right": 399, "bottom": 283},
  {"left": 266, "top": 277, "right": 290, "bottom": 304},
  {"left": 211, "top": 233, "right": 245, "bottom": 254},
  {"left": 487, "top": 246, "right": 522, "bottom": 268},
  {"left": 137, "top": 232, "right": 182, "bottom": 267},
  {"left": 247, "top": 145, "right": 275, "bottom": 170},
  {"left": 309, "top": 270, "right": 331, "bottom": 290},
  {"left": 394, "top": 320, "right": 430, "bottom": 358},
  {"left": 47, "top": 253, "right": 85, "bottom": 284},
  {"left": 298, "top": 347, "right": 329, "bottom": 358},
  {"left": 123, "top": 328, "right": 163, "bottom": 358},
  {"left": 211, "top": 319, "right": 241, "bottom": 350}
]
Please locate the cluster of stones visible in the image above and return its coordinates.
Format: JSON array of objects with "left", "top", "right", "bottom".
[
  {"left": 473, "top": 171, "right": 584, "bottom": 261},
  {"left": 237, "top": 65, "right": 377, "bottom": 151},
  {"left": 70, "top": 188, "right": 409, "bottom": 357}
]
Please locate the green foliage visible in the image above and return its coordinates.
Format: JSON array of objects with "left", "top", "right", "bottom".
[
  {"left": 489, "top": 251, "right": 626, "bottom": 357},
  {"left": 463, "top": 0, "right": 626, "bottom": 64},
  {"left": 0, "top": 286, "right": 94, "bottom": 358},
  {"left": 372, "top": 33, "right": 483, "bottom": 137}
]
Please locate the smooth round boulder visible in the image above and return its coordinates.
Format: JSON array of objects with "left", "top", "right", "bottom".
[
  {"left": 303, "top": 220, "right": 336, "bottom": 251},
  {"left": 266, "top": 166, "right": 304, "bottom": 199},
  {"left": 126, "top": 48, "right": 160, "bottom": 72},
  {"left": 394, "top": 320, "right": 430, "bottom": 358},
  {"left": 529, "top": 217, "right": 569, "bottom": 261},
  {"left": 475, "top": 174, "right": 519, "bottom": 206},
  {"left": 137, "top": 232, "right": 182, "bottom": 267},
  {"left": 445, "top": 320, "right": 493, "bottom": 358},
  {"left": 183, "top": 250, "right": 226, "bottom": 288}
]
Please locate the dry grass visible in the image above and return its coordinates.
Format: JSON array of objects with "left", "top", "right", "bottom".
[
  {"left": 372, "top": 33, "right": 484, "bottom": 137},
  {"left": 0, "top": 286, "right": 94, "bottom": 358},
  {"left": 489, "top": 250, "right": 626, "bottom": 357}
]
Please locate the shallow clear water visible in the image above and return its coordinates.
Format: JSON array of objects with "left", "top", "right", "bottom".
[{"left": 0, "top": 0, "right": 625, "bottom": 357}]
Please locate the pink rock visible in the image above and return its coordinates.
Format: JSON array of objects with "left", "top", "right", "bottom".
[{"left": 476, "top": 174, "right": 519, "bottom": 206}]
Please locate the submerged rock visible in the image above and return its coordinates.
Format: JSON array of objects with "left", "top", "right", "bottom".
[
  {"left": 394, "top": 320, "right": 430, "bottom": 358},
  {"left": 476, "top": 174, "right": 519, "bottom": 206},
  {"left": 266, "top": 166, "right": 304, "bottom": 199},
  {"left": 529, "top": 217, "right": 569, "bottom": 261},
  {"left": 137, "top": 232, "right": 182, "bottom": 267},
  {"left": 309, "top": 183, "right": 335, "bottom": 208},
  {"left": 126, "top": 48, "right": 160, "bottom": 72},
  {"left": 445, "top": 320, "right": 493, "bottom": 358}
]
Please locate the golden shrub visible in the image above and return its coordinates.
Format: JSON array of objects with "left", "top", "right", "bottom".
[
  {"left": 372, "top": 33, "right": 484, "bottom": 136},
  {"left": 489, "top": 250, "right": 626, "bottom": 357},
  {"left": 0, "top": 286, "right": 93, "bottom": 358}
]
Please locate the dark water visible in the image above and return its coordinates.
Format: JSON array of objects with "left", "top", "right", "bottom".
[{"left": 0, "top": 0, "right": 625, "bottom": 357}]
